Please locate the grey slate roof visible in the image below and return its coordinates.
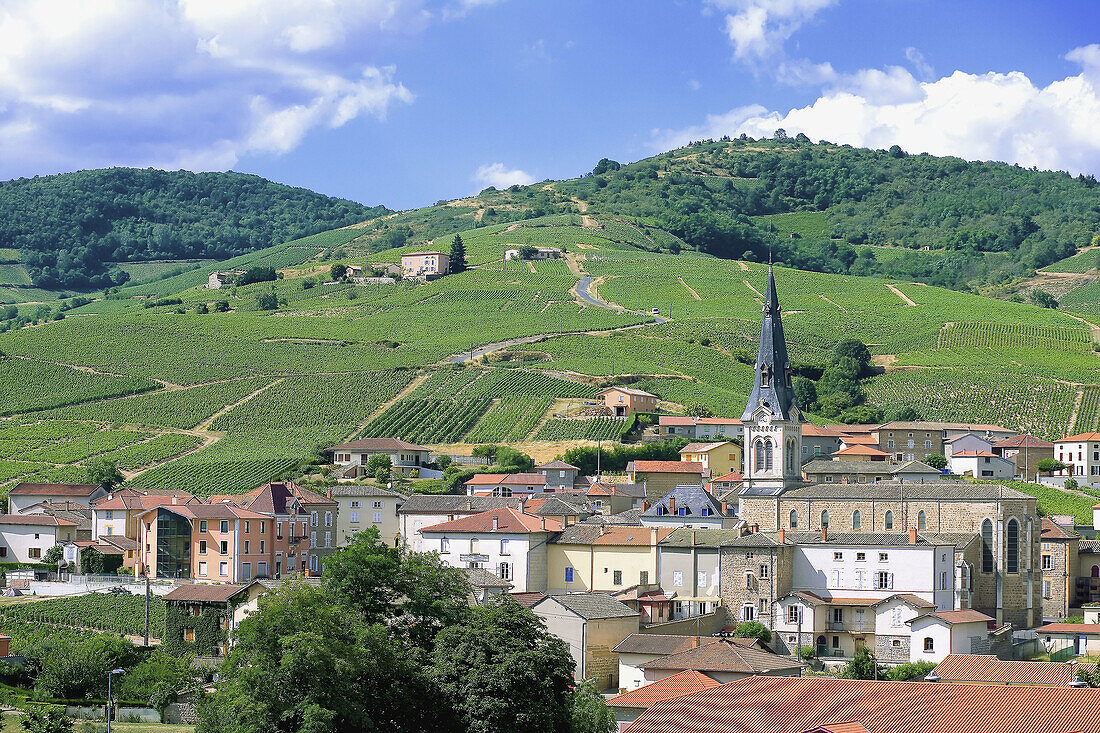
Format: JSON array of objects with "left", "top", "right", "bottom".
[
  {"left": 329, "top": 485, "right": 408, "bottom": 499},
  {"left": 741, "top": 265, "right": 802, "bottom": 423},
  {"left": 778, "top": 481, "right": 1030, "bottom": 501},
  {"left": 784, "top": 531, "right": 968, "bottom": 547},
  {"left": 398, "top": 495, "right": 523, "bottom": 514},
  {"left": 802, "top": 460, "right": 942, "bottom": 476},
  {"left": 659, "top": 528, "right": 978, "bottom": 549},
  {"left": 533, "top": 497, "right": 587, "bottom": 516},
  {"left": 581, "top": 509, "right": 642, "bottom": 526},
  {"left": 642, "top": 484, "right": 731, "bottom": 519},
  {"left": 463, "top": 567, "right": 512, "bottom": 589},
  {"left": 660, "top": 528, "right": 748, "bottom": 548},
  {"left": 536, "top": 592, "right": 638, "bottom": 620}
]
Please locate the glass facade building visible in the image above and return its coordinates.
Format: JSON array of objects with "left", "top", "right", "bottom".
[{"left": 155, "top": 508, "right": 192, "bottom": 578}]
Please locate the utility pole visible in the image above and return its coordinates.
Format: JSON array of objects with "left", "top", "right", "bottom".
[{"left": 144, "top": 573, "right": 150, "bottom": 646}]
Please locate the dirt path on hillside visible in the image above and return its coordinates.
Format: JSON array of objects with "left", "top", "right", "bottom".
[
  {"left": 819, "top": 295, "right": 846, "bottom": 311},
  {"left": 743, "top": 280, "right": 763, "bottom": 298},
  {"left": 1069, "top": 387, "right": 1086, "bottom": 433},
  {"left": 353, "top": 373, "right": 430, "bottom": 434},
  {"left": 564, "top": 252, "right": 585, "bottom": 276},
  {"left": 1064, "top": 313, "right": 1100, "bottom": 344},
  {"left": 737, "top": 261, "right": 750, "bottom": 271},
  {"left": 11, "top": 355, "right": 178, "bottom": 389},
  {"left": 678, "top": 277, "right": 702, "bottom": 300},
  {"left": 886, "top": 283, "right": 918, "bottom": 306},
  {"left": 569, "top": 196, "right": 598, "bottom": 228},
  {"left": 526, "top": 261, "right": 537, "bottom": 274},
  {"left": 195, "top": 378, "right": 285, "bottom": 433}
]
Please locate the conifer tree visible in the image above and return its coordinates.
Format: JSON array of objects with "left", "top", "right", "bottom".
[{"left": 449, "top": 234, "right": 467, "bottom": 273}]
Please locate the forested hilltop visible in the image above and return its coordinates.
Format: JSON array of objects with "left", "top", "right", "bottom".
[{"left": 0, "top": 168, "right": 388, "bottom": 289}]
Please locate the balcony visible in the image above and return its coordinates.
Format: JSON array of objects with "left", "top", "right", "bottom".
[
  {"left": 289, "top": 536, "right": 308, "bottom": 545},
  {"left": 827, "top": 620, "right": 875, "bottom": 633}
]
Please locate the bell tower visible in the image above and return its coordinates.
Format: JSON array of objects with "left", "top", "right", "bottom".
[{"left": 740, "top": 264, "right": 805, "bottom": 496}]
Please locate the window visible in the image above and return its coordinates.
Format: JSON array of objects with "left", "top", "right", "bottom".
[
  {"left": 198, "top": 561, "right": 207, "bottom": 576},
  {"left": 220, "top": 520, "right": 229, "bottom": 533},
  {"left": 243, "top": 540, "right": 249, "bottom": 554},
  {"left": 981, "top": 519, "right": 995, "bottom": 573},
  {"left": 1007, "top": 518, "right": 1019, "bottom": 573},
  {"left": 565, "top": 567, "right": 574, "bottom": 583},
  {"left": 258, "top": 562, "right": 267, "bottom": 576},
  {"left": 742, "top": 604, "right": 756, "bottom": 621},
  {"left": 106, "top": 526, "right": 113, "bottom": 535},
  {"left": 613, "top": 570, "right": 622, "bottom": 585},
  {"left": 853, "top": 510, "right": 861, "bottom": 530},
  {"left": 701, "top": 507, "right": 710, "bottom": 517},
  {"left": 887, "top": 440, "right": 894, "bottom": 449},
  {"left": 373, "top": 512, "right": 382, "bottom": 523},
  {"left": 759, "top": 598, "right": 768, "bottom": 613},
  {"left": 441, "top": 538, "right": 450, "bottom": 553},
  {"left": 834, "top": 551, "right": 844, "bottom": 561},
  {"left": 821, "top": 510, "right": 830, "bottom": 528},
  {"left": 219, "top": 541, "right": 228, "bottom": 555},
  {"left": 350, "top": 501, "right": 360, "bottom": 508},
  {"left": 26, "top": 547, "right": 40, "bottom": 559},
  {"left": 830, "top": 570, "right": 841, "bottom": 587},
  {"left": 325, "top": 512, "right": 333, "bottom": 527},
  {"left": 199, "top": 520, "right": 207, "bottom": 533},
  {"left": 925, "top": 440, "right": 932, "bottom": 449},
  {"left": 673, "top": 570, "right": 684, "bottom": 587},
  {"left": 879, "top": 552, "right": 889, "bottom": 562},
  {"left": 1042, "top": 554, "right": 1053, "bottom": 570},
  {"left": 789, "top": 510, "right": 798, "bottom": 528},
  {"left": 917, "top": 511, "right": 927, "bottom": 530},
  {"left": 759, "top": 564, "right": 769, "bottom": 579},
  {"left": 1043, "top": 580, "right": 1052, "bottom": 598},
  {"left": 891, "top": 608, "right": 902, "bottom": 627},
  {"left": 678, "top": 507, "right": 687, "bottom": 516},
  {"left": 499, "top": 562, "right": 512, "bottom": 580},
  {"left": 372, "top": 501, "right": 383, "bottom": 508},
  {"left": 640, "top": 571, "right": 649, "bottom": 585},
  {"left": 745, "top": 572, "right": 755, "bottom": 589},
  {"left": 220, "top": 562, "right": 228, "bottom": 577},
  {"left": 923, "top": 637, "right": 934, "bottom": 652},
  {"left": 350, "top": 511, "right": 359, "bottom": 523},
  {"left": 244, "top": 521, "right": 250, "bottom": 534},
  {"left": 698, "top": 570, "right": 707, "bottom": 587},
  {"left": 104, "top": 510, "right": 113, "bottom": 520},
  {"left": 500, "top": 539, "right": 510, "bottom": 555},
  {"left": 875, "top": 571, "right": 893, "bottom": 590},
  {"left": 310, "top": 532, "right": 317, "bottom": 546},
  {"left": 311, "top": 512, "right": 319, "bottom": 527},
  {"left": 470, "top": 538, "right": 479, "bottom": 554},
  {"left": 184, "top": 628, "right": 195, "bottom": 642},
  {"left": 892, "top": 639, "right": 902, "bottom": 648},
  {"left": 199, "top": 540, "right": 207, "bottom": 554},
  {"left": 259, "top": 540, "right": 265, "bottom": 553},
  {"left": 787, "top": 605, "right": 802, "bottom": 624},
  {"left": 260, "top": 523, "right": 265, "bottom": 534},
  {"left": 884, "top": 511, "right": 894, "bottom": 530},
  {"left": 325, "top": 532, "right": 331, "bottom": 548},
  {"left": 242, "top": 562, "right": 251, "bottom": 580},
  {"left": 746, "top": 551, "right": 754, "bottom": 559},
  {"left": 856, "top": 552, "right": 866, "bottom": 561}
]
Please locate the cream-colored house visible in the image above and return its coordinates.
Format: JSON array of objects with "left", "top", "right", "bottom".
[
  {"left": 0, "top": 515, "right": 78, "bottom": 562},
  {"left": 401, "top": 251, "right": 449, "bottom": 278},
  {"left": 909, "top": 610, "right": 996, "bottom": 663},
  {"left": 679, "top": 442, "right": 742, "bottom": 477},
  {"left": 532, "top": 592, "right": 639, "bottom": 690},
  {"left": 597, "top": 387, "right": 657, "bottom": 417},
  {"left": 328, "top": 438, "right": 431, "bottom": 478},
  {"left": 329, "top": 485, "right": 405, "bottom": 548},
  {"left": 548, "top": 525, "right": 673, "bottom": 594},
  {"left": 91, "top": 489, "right": 198, "bottom": 539}
]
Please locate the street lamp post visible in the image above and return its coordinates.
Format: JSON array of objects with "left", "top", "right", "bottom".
[{"left": 107, "top": 668, "right": 125, "bottom": 733}]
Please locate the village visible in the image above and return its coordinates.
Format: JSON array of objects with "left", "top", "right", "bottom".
[{"left": 4, "top": 267, "right": 1100, "bottom": 731}]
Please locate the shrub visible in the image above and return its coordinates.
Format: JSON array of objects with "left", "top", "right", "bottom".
[
  {"left": 886, "top": 661, "right": 935, "bottom": 681},
  {"left": 732, "top": 621, "right": 771, "bottom": 643}
]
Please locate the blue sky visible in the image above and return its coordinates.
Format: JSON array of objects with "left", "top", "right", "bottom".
[{"left": 1, "top": 1, "right": 1098, "bottom": 210}]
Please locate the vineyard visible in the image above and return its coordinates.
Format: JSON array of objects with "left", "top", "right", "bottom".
[
  {"left": 360, "top": 397, "right": 493, "bottom": 444},
  {"left": 463, "top": 397, "right": 554, "bottom": 443},
  {"left": 1072, "top": 385, "right": 1100, "bottom": 434},
  {"left": 0, "top": 357, "right": 157, "bottom": 416},
  {"left": 534, "top": 416, "right": 634, "bottom": 441},
  {"left": 937, "top": 322, "right": 1093, "bottom": 352},
  {"left": 0, "top": 592, "right": 167, "bottom": 639}
]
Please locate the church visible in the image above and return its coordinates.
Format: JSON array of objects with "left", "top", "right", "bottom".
[{"left": 735, "top": 266, "right": 1042, "bottom": 629}]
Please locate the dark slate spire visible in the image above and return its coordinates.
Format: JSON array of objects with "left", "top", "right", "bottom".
[{"left": 741, "top": 264, "right": 803, "bottom": 422}]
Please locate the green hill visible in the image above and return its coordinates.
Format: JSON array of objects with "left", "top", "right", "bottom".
[{"left": 0, "top": 168, "right": 388, "bottom": 293}]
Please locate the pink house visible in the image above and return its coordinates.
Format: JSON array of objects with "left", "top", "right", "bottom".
[{"left": 401, "top": 251, "right": 450, "bottom": 278}]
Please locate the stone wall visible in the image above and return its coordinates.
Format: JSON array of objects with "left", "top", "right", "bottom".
[
  {"left": 875, "top": 634, "right": 910, "bottom": 663},
  {"left": 718, "top": 545, "right": 792, "bottom": 628}
]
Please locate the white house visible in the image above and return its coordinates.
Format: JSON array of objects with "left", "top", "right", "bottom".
[
  {"left": 397, "top": 495, "right": 523, "bottom": 552},
  {"left": 505, "top": 247, "right": 563, "bottom": 261},
  {"left": 947, "top": 451, "right": 1015, "bottom": 480},
  {"left": 327, "top": 438, "right": 432, "bottom": 478},
  {"left": 7, "top": 483, "right": 106, "bottom": 515},
  {"left": 907, "top": 609, "right": 995, "bottom": 664},
  {"left": 942, "top": 433, "right": 994, "bottom": 459},
  {"left": 418, "top": 507, "right": 561, "bottom": 592},
  {"left": 0, "top": 515, "right": 79, "bottom": 562},
  {"left": 1055, "top": 432, "right": 1100, "bottom": 487}
]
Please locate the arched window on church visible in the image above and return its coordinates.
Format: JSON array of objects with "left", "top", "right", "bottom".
[
  {"left": 761, "top": 364, "right": 770, "bottom": 388},
  {"left": 755, "top": 440, "right": 765, "bottom": 472},
  {"left": 852, "top": 510, "right": 861, "bottom": 530},
  {"left": 789, "top": 510, "right": 798, "bottom": 528},
  {"left": 764, "top": 440, "right": 773, "bottom": 471},
  {"left": 821, "top": 510, "right": 829, "bottom": 528},
  {"left": 1007, "top": 518, "right": 1019, "bottom": 574},
  {"left": 981, "top": 519, "right": 994, "bottom": 573},
  {"left": 884, "top": 511, "right": 894, "bottom": 530},
  {"left": 786, "top": 439, "right": 795, "bottom": 472},
  {"left": 917, "top": 511, "right": 927, "bottom": 530}
]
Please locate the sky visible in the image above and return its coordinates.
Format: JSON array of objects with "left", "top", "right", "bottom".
[{"left": 0, "top": 0, "right": 1098, "bottom": 210}]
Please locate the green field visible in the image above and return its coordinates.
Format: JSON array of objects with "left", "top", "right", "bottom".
[
  {"left": 1044, "top": 248, "right": 1099, "bottom": 274},
  {"left": 0, "top": 264, "right": 31, "bottom": 286}
]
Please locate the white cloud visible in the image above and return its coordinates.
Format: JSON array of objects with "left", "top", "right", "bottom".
[
  {"left": 688, "top": 79, "right": 702, "bottom": 91},
  {"left": 651, "top": 48, "right": 1100, "bottom": 177},
  {"left": 706, "top": 0, "right": 837, "bottom": 62},
  {"left": 905, "top": 46, "right": 934, "bottom": 80},
  {"left": 473, "top": 162, "right": 535, "bottom": 189},
  {"left": 0, "top": 0, "right": 493, "bottom": 176}
]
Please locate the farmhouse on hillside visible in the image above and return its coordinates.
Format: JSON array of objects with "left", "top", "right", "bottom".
[{"left": 597, "top": 386, "right": 657, "bottom": 416}]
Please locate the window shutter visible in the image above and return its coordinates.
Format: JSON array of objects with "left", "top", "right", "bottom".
[{"left": 889, "top": 573, "right": 895, "bottom": 589}]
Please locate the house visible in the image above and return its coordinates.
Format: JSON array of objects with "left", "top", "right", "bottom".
[
  {"left": 992, "top": 434, "right": 1054, "bottom": 480},
  {"left": 658, "top": 416, "right": 743, "bottom": 440},
  {"left": 328, "top": 437, "right": 431, "bottom": 478},
  {"left": 832, "top": 445, "right": 889, "bottom": 462},
  {"left": 20, "top": 501, "right": 92, "bottom": 541},
  {"left": 624, "top": 675, "right": 1100, "bottom": 733},
  {"left": 656, "top": 528, "right": 732, "bottom": 620},
  {"left": 163, "top": 584, "right": 247, "bottom": 657},
  {"left": 418, "top": 507, "right": 562, "bottom": 592},
  {"left": 874, "top": 421, "right": 1015, "bottom": 462},
  {"left": 710, "top": 472, "right": 743, "bottom": 494},
  {"left": 525, "top": 495, "right": 591, "bottom": 527},
  {"left": 1036, "top": 621, "right": 1100, "bottom": 657},
  {"left": 584, "top": 482, "right": 640, "bottom": 515},
  {"left": 800, "top": 424, "right": 844, "bottom": 463},
  {"left": 504, "top": 247, "right": 563, "bottom": 260},
  {"left": 549, "top": 525, "right": 673, "bottom": 594},
  {"left": 1040, "top": 517, "right": 1079, "bottom": 620},
  {"left": 606, "top": 669, "right": 721, "bottom": 732},
  {"left": 640, "top": 485, "right": 736, "bottom": 529},
  {"left": 206, "top": 270, "right": 244, "bottom": 289},
  {"left": 398, "top": 495, "right": 523, "bottom": 552},
  {"left": 229, "top": 577, "right": 324, "bottom": 632},
  {"left": 634, "top": 639, "right": 802, "bottom": 684},
  {"left": 463, "top": 567, "right": 513, "bottom": 605},
  {"left": 401, "top": 251, "right": 449, "bottom": 278},
  {"left": 800, "top": 459, "right": 942, "bottom": 485},
  {"left": 930, "top": 654, "right": 1091, "bottom": 686},
  {"left": 531, "top": 592, "right": 639, "bottom": 689},
  {"left": 612, "top": 584, "right": 675, "bottom": 625},
  {"left": 95, "top": 534, "right": 138, "bottom": 570},
  {"left": 627, "top": 460, "right": 708, "bottom": 504},
  {"left": 534, "top": 460, "right": 582, "bottom": 490},
  {"left": 679, "top": 442, "right": 742, "bottom": 477},
  {"left": 7, "top": 483, "right": 106, "bottom": 514},
  {"left": 942, "top": 433, "right": 994, "bottom": 459},
  {"left": 947, "top": 451, "right": 1015, "bottom": 479},
  {"left": 0, "top": 515, "right": 79, "bottom": 562},
  {"left": 91, "top": 488, "right": 198, "bottom": 539},
  {"left": 659, "top": 416, "right": 701, "bottom": 438},
  {"left": 906, "top": 609, "right": 996, "bottom": 663},
  {"left": 613, "top": 634, "right": 728, "bottom": 689},
  {"left": 597, "top": 387, "right": 657, "bottom": 417},
  {"left": 464, "top": 473, "right": 548, "bottom": 497},
  {"left": 329, "top": 484, "right": 405, "bottom": 549},
  {"left": 1055, "top": 432, "right": 1100, "bottom": 486}
]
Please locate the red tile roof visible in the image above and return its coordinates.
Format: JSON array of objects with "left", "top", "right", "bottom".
[
  {"left": 802, "top": 424, "right": 844, "bottom": 437},
  {"left": 993, "top": 434, "right": 1054, "bottom": 449},
  {"left": 932, "top": 654, "right": 1088, "bottom": 686},
  {"left": 9, "top": 482, "right": 100, "bottom": 497},
  {"left": 912, "top": 609, "right": 995, "bottom": 625},
  {"left": 624, "top": 675, "right": 1100, "bottom": 733},
  {"left": 463, "top": 473, "right": 547, "bottom": 487},
  {"left": 509, "top": 591, "right": 547, "bottom": 608},
  {"left": 0, "top": 514, "right": 77, "bottom": 526},
  {"left": 1042, "top": 517, "right": 1078, "bottom": 541},
  {"left": 607, "top": 670, "right": 721, "bottom": 709},
  {"left": 419, "top": 507, "right": 561, "bottom": 534},
  {"left": 629, "top": 460, "right": 706, "bottom": 473},
  {"left": 93, "top": 492, "right": 196, "bottom": 511},
  {"left": 164, "top": 584, "right": 248, "bottom": 603},
  {"left": 1059, "top": 432, "right": 1100, "bottom": 442},
  {"left": 696, "top": 418, "right": 742, "bottom": 425},
  {"left": 834, "top": 445, "right": 889, "bottom": 457},
  {"left": 659, "top": 416, "right": 698, "bottom": 426},
  {"left": 712, "top": 471, "right": 743, "bottom": 483},
  {"left": 1036, "top": 622, "right": 1100, "bottom": 635},
  {"left": 805, "top": 724, "right": 870, "bottom": 733},
  {"left": 681, "top": 442, "right": 733, "bottom": 453},
  {"left": 839, "top": 435, "right": 879, "bottom": 445}
]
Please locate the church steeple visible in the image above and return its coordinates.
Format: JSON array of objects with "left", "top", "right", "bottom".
[{"left": 741, "top": 264, "right": 803, "bottom": 423}]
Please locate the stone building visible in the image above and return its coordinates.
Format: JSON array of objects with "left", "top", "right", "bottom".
[{"left": 1040, "top": 517, "right": 1079, "bottom": 621}]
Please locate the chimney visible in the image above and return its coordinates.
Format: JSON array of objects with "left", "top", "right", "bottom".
[
  {"left": 821, "top": 526, "right": 827, "bottom": 542},
  {"left": 751, "top": 523, "right": 759, "bottom": 534},
  {"left": 600, "top": 525, "right": 607, "bottom": 536},
  {"left": 691, "top": 636, "right": 699, "bottom": 648},
  {"left": 691, "top": 529, "right": 697, "bottom": 546},
  {"left": 909, "top": 527, "right": 918, "bottom": 544},
  {"left": 651, "top": 527, "right": 658, "bottom": 545},
  {"left": 541, "top": 517, "right": 547, "bottom": 530},
  {"left": 492, "top": 515, "right": 499, "bottom": 531},
  {"left": 721, "top": 501, "right": 729, "bottom": 516},
  {"left": 669, "top": 497, "right": 677, "bottom": 515},
  {"left": 640, "top": 501, "right": 650, "bottom": 512},
  {"left": 172, "top": 496, "right": 178, "bottom": 505},
  {"left": 108, "top": 492, "right": 113, "bottom": 500}
]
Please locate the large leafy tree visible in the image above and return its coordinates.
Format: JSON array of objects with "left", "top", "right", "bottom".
[{"left": 432, "top": 598, "right": 575, "bottom": 733}]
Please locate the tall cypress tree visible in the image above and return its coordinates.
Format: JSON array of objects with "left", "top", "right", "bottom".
[{"left": 449, "top": 234, "right": 467, "bottom": 273}]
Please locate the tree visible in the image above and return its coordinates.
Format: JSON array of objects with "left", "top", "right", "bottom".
[
  {"left": 198, "top": 582, "right": 439, "bottom": 733},
  {"left": 80, "top": 547, "right": 105, "bottom": 574},
  {"left": 570, "top": 680, "right": 615, "bottom": 733},
  {"left": 517, "top": 245, "right": 538, "bottom": 260},
  {"left": 773, "top": 128, "right": 789, "bottom": 140},
  {"left": 833, "top": 340, "right": 873, "bottom": 377},
  {"left": 924, "top": 453, "right": 947, "bottom": 470},
  {"left": 591, "top": 158, "right": 621, "bottom": 176},
  {"left": 450, "top": 235, "right": 468, "bottom": 273},
  {"left": 432, "top": 598, "right": 574, "bottom": 733},
  {"left": 888, "top": 144, "right": 907, "bottom": 159},
  {"left": 1030, "top": 289, "right": 1059, "bottom": 309},
  {"left": 18, "top": 705, "right": 72, "bottom": 733},
  {"left": 792, "top": 377, "right": 817, "bottom": 411},
  {"left": 119, "top": 649, "right": 198, "bottom": 710},
  {"left": 684, "top": 402, "right": 714, "bottom": 418},
  {"left": 1036, "top": 458, "right": 1066, "bottom": 474},
  {"left": 255, "top": 291, "right": 278, "bottom": 310},
  {"left": 1066, "top": 478, "right": 1079, "bottom": 491},
  {"left": 236, "top": 266, "right": 277, "bottom": 286},
  {"left": 33, "top": 634, "right": 140, "bottom": 699},
  {"left": 366, "top": 454, "right": 392, "bottom": 482},
  {"left": 86, "top": 457, "right": 123, "bottom": 491},
  {"left": 494, "top": 446, "right": 533, "bottom": 472},
  {"left": 213, "top": 300, "right": 230, "bottom": 312},
  {"left": 330, "top": 263, "right": 348, "bottom": 281},
  {"left": 732, "top": 621, "right": 772, "bottom": 643},
  {"left": 43, "top": 545, "right": 64, "bottom": 566},
  {"left": 839, "top": 647, "right": 885, "bottom": 680},
  {"left": 886, "top": 661, "right": 935, "bottom": 681}
]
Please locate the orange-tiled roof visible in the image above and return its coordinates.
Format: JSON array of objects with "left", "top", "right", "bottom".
[
  {"left": 624, "top": 675, "right": 1100, "bottom": 733},
  {"left": 607, "top": 670, "right": 721, "bottom": 709},
  {"left": 1036, "top": 622, "right": 1100, "bottom": 635},
  {"left": 629, "top": 460, "right": 706, "bottom": 473},
  {"left": 659, "top": 416, "right": 698, "bottom": 426},
  {"left": 419, "top": 507, "right": 560, "bottom": 534},
  {"left": 993, "top": 434, "right": 1054, "bottom": 449},
  {"left": 0, "top": 515, "right": 76, "bottom": 526},
  {"left": 834, "top": 445, "right": 889, "bottom": 456},
  {"left": 696, "top": 417, "right": 742, "bottom": 425},
  {"left": 913, "top": 609, "right": 994, "bottom": 625},
  {"left": 9, "top": 482, "right": 99, "bottom": 497},
  {"left": 839, "top": 435, "right": 879, "bottom": 445},
  {"left": 94, "top": 492, "right": 196, "bottom": 511},
  {"left": 802, "top": 424, "right": 844, "bottom": 437},
  {"left": 932, "top": 654, "right": 1087, "bottom": 686},
  {"left": 712, "top": 471, "right": 743, "bottom": 483},
  {"left": 1041, "top": 517, "right": 1078, "bottom": 540},
  {"left": 1059, "top": 432, "right": 1100, "bottom": 442},
  {"left": 805, "top": 723, "right": 870, "bottom": 733},
  {"left": 680, "top": 442, "right": 733, "bottom": 453},
  {"left": 463, "top": 473, "right": 547, "bottom": 486},
  {"left": 164, "top": 584, "right": 248, "bottom": 603}
]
